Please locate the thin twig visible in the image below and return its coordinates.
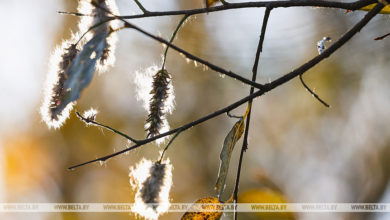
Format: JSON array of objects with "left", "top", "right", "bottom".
[
  {"left": 76, "top": 112, "right": 139, "bottom": 144},
  {"left": 133, "top": 0, "right": 149, "bottom": 14},
  {"left": 299, "top": 74, "right": 330, "bottom": 107},
  {"left": 158, "top": 129, "right": 183, "bottom": 163},
  {"left": 233, "top": 7, "right": 271, "bottom": 220},
  {"left": 374, "top": 32, "right": 390, "bottom": 40},
  {"left": 162, "top": 15, "right": 190, "bottom": 70},
  {"left": 124, "top": 22, "right": 264, "bottom": 89},
  {"left": 58, "top": 11, "right": 90, "bottom": 17},
  {"left": 74, "top": 18, "right": 115, "bottom": 46},
  {"left": 263, "top": 3, "right": 384, "bottom": 92},
  {"left": 68, "top": 3, "right": 384, "bottom": 170},
  {"left": 90, "top": 1, "right": 264, "bottom": 90}
]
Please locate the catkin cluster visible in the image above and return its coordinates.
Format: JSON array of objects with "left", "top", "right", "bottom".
[{"left": 41, "top": 0, "right": 119, "bottom": 128}]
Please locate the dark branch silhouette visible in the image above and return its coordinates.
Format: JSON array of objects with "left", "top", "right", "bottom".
[
  {"left": 118, "top": 0, "right": 376, "bottom": 19},
  {"left": 233, "top": 7, "right": 272, "bottom": 220},
  {"left": 68, "top": 2, "right": 384, "bottom": 170},
  {"left": 299, "top": 74, "right": 330, "bottom": 107}
]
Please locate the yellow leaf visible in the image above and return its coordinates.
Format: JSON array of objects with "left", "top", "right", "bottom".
[
  {"left": 181, "top": 197, "right": 223, "bottom": 220},
  {"left": 240, "top": 189, "right": 296, "bottom": 220},
  {"left": 214, "top": 118, "right": 245, "bottom": 199},
  {"left": 360, "top": 3, "right": 390, "bottom": 14}
]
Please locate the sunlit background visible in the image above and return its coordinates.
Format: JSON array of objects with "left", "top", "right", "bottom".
[{"left": 1, "top": 0, "right": 390, "bottom": 219}]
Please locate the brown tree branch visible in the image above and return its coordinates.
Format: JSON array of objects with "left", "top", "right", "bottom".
[
  {"left": 118, "top": 0, "right": 375, "bottom": 19},
  {"left": 90, "top": 1, "right": 264, "bottom": 90},
  {"left": 233, "top": 7, "right": 272, "bottom": 219},
  {"left": 299, "top": 74, "right": 330, "bottom": 107},
  {"left": 68, "top": 2, "right": 383, "bottom": 170}
]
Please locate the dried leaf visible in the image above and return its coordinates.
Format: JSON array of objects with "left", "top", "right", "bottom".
[
  {"left": 181, "top": 197, "right": 223, "bottom": 220},
  {"left": 214, "top": 118, "right": 245, "bottom": 199},
  {"left": 53, "top": 32, "right": 107, "bottom": 117}
]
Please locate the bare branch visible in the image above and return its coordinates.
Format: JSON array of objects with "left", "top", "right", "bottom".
[
  {"left": 118, "top": 0, "right": 375, "bottom": 19},
  {"left": 76, "top": 111, "right": 139, "bottom": 144},
  {"left": 58, "top": 11, "right": 89, "bottom": 17},
  {"left": 162, "top": 14, "right": 190, "bottom": 70},
  {"left": 233, "top": 7, "right": 271, "bottom": 219},
  {"left": 68, "top": 2, "right": 384, "bottom": 171},
  {"left": 263, "top": 3, "right": 384, "bottom": 92},
  {"left": 133, "top": 0, "right": 149, "bottom": 14},
  {"left": 158, "top": 129, "right": 183, "bottom": 163},
  {"left": 299, "top": 74, "right": 330, "bottom": 108},
  {"left": 90, "top": 1, "right": 264, "bottom": 90},
  {"left": 374, "top": 32, "right": 390, "bottom": 40}
]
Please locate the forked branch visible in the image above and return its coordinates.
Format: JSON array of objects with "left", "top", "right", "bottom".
[{"left": 68, "top": 2, "right": 384, "bottom": 170}]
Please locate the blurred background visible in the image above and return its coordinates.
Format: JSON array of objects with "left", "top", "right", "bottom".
[{"left": 1, "top": 0, "right": 390, "bottom": 219}]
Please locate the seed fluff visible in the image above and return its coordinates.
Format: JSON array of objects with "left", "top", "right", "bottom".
[
  {"left": 129, "top": 158, "right": 173, "bottom": 220},
  {"left": 41, "top": 36, "right": 80, "bottom": 129},
  {"left": 134, "top": 66, "right": 175, "bottom": 144},
  {"left": 77, "top": 0, "right": 120, "bottom": 73}
]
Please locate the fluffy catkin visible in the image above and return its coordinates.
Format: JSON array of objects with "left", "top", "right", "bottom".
[
  {"left": 146, "top": 69, "right": 173, "bottom": 139},
  {"left": 78, "top": 0, "right": 119, "bottom": 72},
  {"left": 40, "top": 39, "right": 79, "bottom": 128},
  {"left": 51, "top": 44, "right": 78, "bottom": 111},
  {"left": 140, "top": 163, "right": 166, "bottom": 209},
  {"left": 130, "top": 159, "right": 173, "bottom": 220},
  {"left": 41, "top": 0, "right": 120, "bottom": 128}
]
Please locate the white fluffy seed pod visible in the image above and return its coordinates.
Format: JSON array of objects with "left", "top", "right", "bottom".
[
  {"left": 77, "top": 0, "right": 120, "bottom": 73},
  {"left": 129, "top": 158, "right": 173, "bottom": 220},
  {"left": 40, "top": 37, "right": 80, "bottom": 129},
  {"left": 134, "top": 66, "right": 175, "bottom": 144}
]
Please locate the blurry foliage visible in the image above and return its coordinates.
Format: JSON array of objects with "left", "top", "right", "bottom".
[{"left": 239, "top": 189, "right": 295, "bottom": 220}]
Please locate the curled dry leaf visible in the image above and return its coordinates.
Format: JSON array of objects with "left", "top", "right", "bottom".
[
  {"left": 215, "top": 118, "right": 245, "bottom": 199},
  {"left": 181, "top": 197, "right": 223, "bottom": 220}
]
